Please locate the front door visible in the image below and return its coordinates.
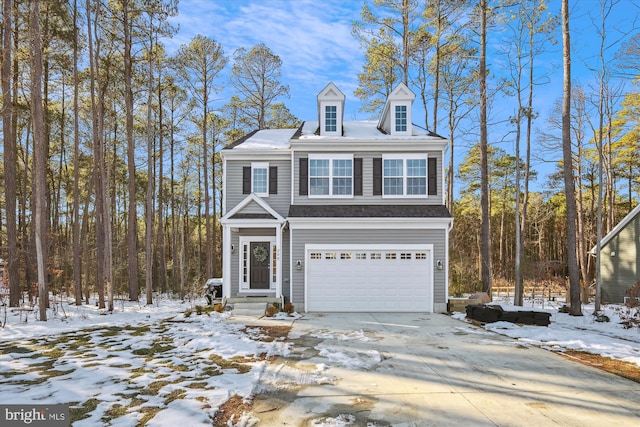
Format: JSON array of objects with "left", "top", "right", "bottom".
[{"left": 250, "top": 242, "right": 270, "bottom": 289}]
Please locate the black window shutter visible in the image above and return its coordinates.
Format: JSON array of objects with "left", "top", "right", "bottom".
[
  {"left": 373, "top": 158, "right": 382, "bottom": 196},
  {"left": 269, "top": 166, "right": 278, "bottom": 194},
  {"left": 242, "top": 166, "right": 251, "bottom": 194},
  {"left": 299, "top": 158, "right": 308, "bottom": 195},
  {"left": 428, "top": 157, "right": 437, "bottom": 195},
  {"left": 354, "top": 158, "right": 363, "bottom": 196}
]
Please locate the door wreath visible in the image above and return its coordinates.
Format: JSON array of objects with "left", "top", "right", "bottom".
[{"left": 253, "top": 246, "right": 269, "bottom": 263}]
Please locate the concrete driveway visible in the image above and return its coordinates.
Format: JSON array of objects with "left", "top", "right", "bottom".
[{"left": 247, "top": 312, "right": 640, "bottom": 426}]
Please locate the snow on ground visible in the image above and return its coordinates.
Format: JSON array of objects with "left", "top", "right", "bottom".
[
  {"left": 0, "top": 295, "right": 638, "bottom": 426},
  {"left": 0, "top": 297, "right": 298, "bottom": 426},
  {"left": 452, "top": 299, "right": 640, "bottom": 367}
]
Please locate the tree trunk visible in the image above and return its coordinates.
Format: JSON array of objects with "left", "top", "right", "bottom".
[
  {"left": 561, "top": 0, "right": 582, "bottom": 316},
  {"left": 86, "top": 0, "right": 105, "bottom": 309},
  {"left": 575, "top": 143, "right": 589, "bottom": 302},
  {"left": 123, "top": 0, "right": 139, "bottom": 301},
  {"left": 145, "top": 29, "right": 155, "bottom": 305},
  {"left": 73, "top": 0, "right": 83, "bottom": 304},
  {"left": 170, "top": 104, "right": 179, "bottom": 296},
  {"left": 156, "top": 53, "right": 168, "bottom": 294},
  {"left": 479, "top": 0, "right": 492, "bottom": 294},
  {"left": 30, "top": 0, "right": 48, "bottom": 321},
  {"left": 3, "top": 0, "right": 19, "bottom": 308}
]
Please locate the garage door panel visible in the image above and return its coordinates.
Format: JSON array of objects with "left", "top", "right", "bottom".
[{"left": 306, "top": 248, "right": 432, "bottom": 312}]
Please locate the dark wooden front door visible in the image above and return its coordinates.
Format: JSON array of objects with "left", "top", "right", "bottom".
[{"left": 250, "top": 242, "right": 270, "bottom": 289}]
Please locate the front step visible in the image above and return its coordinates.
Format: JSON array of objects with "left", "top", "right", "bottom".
[
  {"left": 225, "top": 296, "right": 283, "bottom": 317},
  {"left": 231, "top": 302, "right": 268, "bottom": 317},
  {"left": 226, "top": 296, "right": 281, "bottom": 304}
]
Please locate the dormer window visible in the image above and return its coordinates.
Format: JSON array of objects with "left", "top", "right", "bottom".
[
  {"left": 325, "top": 105, "right": 337, "bottom": 132},
  {"left": 395, "top": 105, "right": 407, "bottom": 132},
  {"left": 378, "top": 82, "right": 415, "bottom": 136},
  {"left": 317, "top": 82, "right": 345, "bottom": 136}
]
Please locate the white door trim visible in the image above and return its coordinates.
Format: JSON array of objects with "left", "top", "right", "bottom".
[{"left": 239, "top": 236, "right": 277, "bottom": 293}]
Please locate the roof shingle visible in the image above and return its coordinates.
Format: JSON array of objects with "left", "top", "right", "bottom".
[{"left": 288, "top": 204, "right": 451, "bottom": 218}]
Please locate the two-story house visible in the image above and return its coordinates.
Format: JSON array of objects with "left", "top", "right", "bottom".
[{"left": 220, "top": 82, "right": 453, "bottom": 312}]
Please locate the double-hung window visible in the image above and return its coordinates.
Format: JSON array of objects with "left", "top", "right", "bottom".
[
  {"left": 309, "top": 159, "right": 330, "bottom": 195},
  {"left": 383, "top": 159, "right": 404, "bottom": 195},
  {"left": 383, "top": 155, "right": 427, "bottom": 197},
  {"left": 243, "top": 163, "right": 277, "bottom": 196},
  {"left": 309, "top": 154, "right": 353, "bottom": 197},
  {"left": 251, "top": 162, "right": 269, "bottom": 196},
  {"left": 395, "top": 105, "right": 407, "bottom": 132},
  {"left": 325, "top": 105, "right": 337, "bottom": 132},
  {"left": 406, "top": 158, "right": 427, "bottom": 195}
]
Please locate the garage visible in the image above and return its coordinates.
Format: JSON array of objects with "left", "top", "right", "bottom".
[{"left": 305, "top": 245, "right": 433, "bottom": 312}]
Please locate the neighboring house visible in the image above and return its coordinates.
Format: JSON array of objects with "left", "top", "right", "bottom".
[
  {"left": 590, "top": 203, "right": 640, "bottom": 303},
  {"left": 220, "top": 82, "right": 453, "bottom": 312}
]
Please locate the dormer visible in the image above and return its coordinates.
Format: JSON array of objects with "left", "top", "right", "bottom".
[
  {"left": 317, "top": 82, "right": 345, "bottom": 137},
  {"left": 378, "top": 82, "right": 415, "bottom": 136}
]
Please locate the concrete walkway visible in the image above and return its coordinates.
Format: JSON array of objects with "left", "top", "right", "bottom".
[{"left": 247, "top": 312, "right": 640, "bottom": 426}]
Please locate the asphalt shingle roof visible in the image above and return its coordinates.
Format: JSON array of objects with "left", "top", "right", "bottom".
[{"left": 288, "top": 204, "right": 451, "bottom": 218}]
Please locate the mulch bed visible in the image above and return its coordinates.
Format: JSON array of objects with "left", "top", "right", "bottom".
[{"left": 558, "top": 350, "right": 640, "bottom": 384}]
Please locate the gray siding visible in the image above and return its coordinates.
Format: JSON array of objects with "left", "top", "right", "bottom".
[
  {"left": 289, "top": 228, "right": 448, "bottom": 308},
  {"left": 237, "top": 200, "right": 274, "bottom": 215},
  {"left": 293, "top": 151, "right": 443, "bottom": 205},
  {"left": 281, "top": 228, "right": 291, "bottom": 301},
  {"left": 229, "top": 232, "right": 240, "bottom": 296},
  {"left": 225, "top": 159, "right": 291, "bottom": 217},
  {"left": 601, "top": 215, "right": 640, "bottom": 303}
]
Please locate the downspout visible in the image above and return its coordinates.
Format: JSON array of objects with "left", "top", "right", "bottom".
[{"left": 278, "top": 220, "right": 288, "bottom": 307}]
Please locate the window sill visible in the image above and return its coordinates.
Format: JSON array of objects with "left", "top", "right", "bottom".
[
  {"left": 381, "top": 195, "right": 429, "bottom": 199},
  {"left": 308, "top": 195, "right": 355, "bottom": 199}
]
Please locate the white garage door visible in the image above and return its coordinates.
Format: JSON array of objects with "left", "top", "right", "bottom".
[{"left": 306, "top": 246, "right": 433, "bottom": 312}]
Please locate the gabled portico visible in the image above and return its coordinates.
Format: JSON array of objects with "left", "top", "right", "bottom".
[{"left": 220, "top": 193, "right": 286, "bottom": 299}]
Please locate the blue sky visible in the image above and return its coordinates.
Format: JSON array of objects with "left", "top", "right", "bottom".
[
  {"left": 166, "top": 0, "right": 639, "bottom": 190},
  {"left": 166, "top": 0, "right": 365, "bottom": 122}
]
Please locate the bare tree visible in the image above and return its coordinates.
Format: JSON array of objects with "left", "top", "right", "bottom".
[
  {"left": 174, "top": 35, "right": 227, "bottom": 280},
  {"left": 145, "top": 25, "right": 155, "bottom": 305},
  {"left": 562, "top": 0, "right": 582, "bottom": 316},
  {"left": 72, "top": 0, "right": 82, "bottom": 305},
  {"left": 30, "top": 0, "right": 48, "bottom": 320},
  {"left": 86, "top": 0, "right": 112, "bottom": 310},
  {"left": 2, "top": 0, "right": 19, "bottom": 308},
  {"left": 122, "top": 0, "right": 139, "bottom": 302},
  {"left": 421, "top": 0, "right": 470, "bottom": 132},
  {"left": 230, "top": 43, "right": 290, "bottom": 130},
  {"left": 503, "top": 0, "right": 558, "bottom": 305},
  {"left": 440, "top": 44, "right": 476, "bottom": 210},
  {"left": 352, "top": 0, "right": 418, "bottom": 113},
  {"left": 589, "top": 0, "right": 628, "bottom": 312},
  {"left": 479, "top": 0, "right": 492, "bottom": 294}
]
